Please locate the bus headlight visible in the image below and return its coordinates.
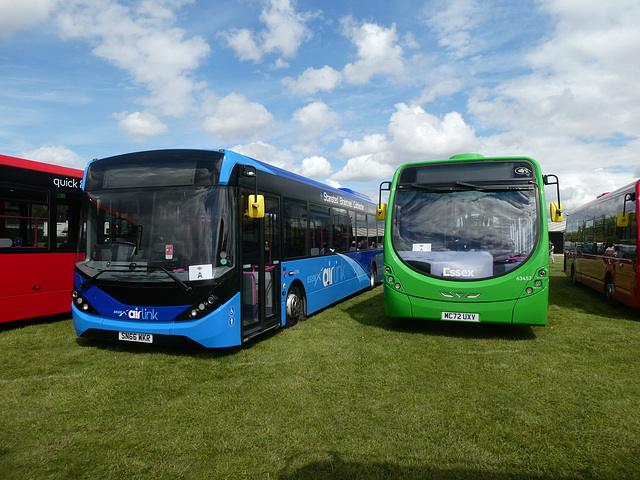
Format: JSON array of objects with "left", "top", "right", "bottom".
[
  {"left": 177, "top": 293, "right": 221, "bottom": 321},
  {"left": 71, "top": 289, "right": 98, "bottom": 315}
]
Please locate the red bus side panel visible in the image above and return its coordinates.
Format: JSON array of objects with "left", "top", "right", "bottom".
[{"left": 0, "top": 253, "right": 76, "bottom": 323}]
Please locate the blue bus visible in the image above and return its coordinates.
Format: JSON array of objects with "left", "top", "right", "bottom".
[{"left": 72, "top": 149, "right": 383, "bottom": 347}]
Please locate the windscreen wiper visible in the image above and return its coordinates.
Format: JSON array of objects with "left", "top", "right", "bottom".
[
  {"left": 148, "top": 265, "right": 193, "bottom": 295},
  {"left": 405, "top": 183, "right": 452, "bottom": 192},
  {"left": 80, "top": 268, "right": 118, "bottom": 288},
  {"left": 454, "top": 181, "right": 536, "bottom": 191},
  {"left": 80, "top": 263, "right": 193, "bottom": 294},
  {"left": 404, "top": 181, "right": 535, "bottom": 192}
]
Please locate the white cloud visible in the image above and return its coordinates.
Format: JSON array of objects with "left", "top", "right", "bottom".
[
  {"left": 292, "top": 102, "right": 339, "bottom": 139},
  {"left": 282, "top": 66, "right": 343, "bottom": 95},
  {"left": 465, "top": 0, "right": 640, "bottom": 209},
  {"left": 341, "top": 19, "right": 405, "bottom": 85},
  {"left": 424, "top": 0, "right": 482, "bottom": 58},
  {"left": 224, "top": 28, "right": 262, "bottom": 62},
  {"left": 331, "top": 155, "right": 396, "bottom": 183},
  {"left": 230, "top": 141, "right": 297, "bottom": 170},
  {"left": 332, "top": 103, "right": 478, "bottom": 183},
  {"left": 339, "top": 134, "right": 390, "bottom": 159},
  {"left": 413, "top": 77, "right": 463, "bottom": 105},
  {"left": 300, "top": 156, "right": 332, "bottom": 178},
  {"left": 114, "top": 111, "right": 168, "bottom": 142},
  {"left": 284, "top": 17, "right": 406, "bottom": 95},
  {"left": 203, "top": 93, "right": 275, "bottom": 142},
  {"left": 21, "top": 145, "right": 85, "bottom": 169},
  {"left": 388, "top": 104, "right": 477, "bottom": 157},
  {"left": 223, "top": 0, "right": 315, "bottom": 64},
  {"left": 57, "top": 0, "right": 209, "bottom": 117},
  {"left": 0, "top": 0, "right": 57, "bottom": 38}
]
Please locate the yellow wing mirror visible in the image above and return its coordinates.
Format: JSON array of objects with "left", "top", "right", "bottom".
[
  {"left": 247, "top": 194, "right": 265, "bottom": 219},
  {"left": 376, "top": 181, "right": 391, "bottom": 221},
  {"left": 544, "top": 175, "right": 563, "bottom": 222},
  {"left": 617, "top": 212, "right": 629, "bottom": 227},
  {"left": 241, "top": 164, "right": 265, "bottom": 219},
  {"left": 617, "top": 193, "right": 636, "bottom": 227},
  {"left": 550, "top": 202, "right": 563, "bottom": 222}
]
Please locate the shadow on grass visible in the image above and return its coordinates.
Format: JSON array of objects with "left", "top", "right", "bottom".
[
  {"left": 346, "top": 288, "right": 536, "bottom": 341},
  {"left": 549, "top": 268, "right": 638, "bottom": 322},
  {"left": 75, "top": 335, "right": 248, "bottom": 359},
  {"left": 0, "top": 312, "right": 70, "bottom": 332},
  {"left": 279, "top": 452, "right": 569, "bottom": 480},
  {"left": 74, "top": 319, "right": 287, "bottom": 358}
]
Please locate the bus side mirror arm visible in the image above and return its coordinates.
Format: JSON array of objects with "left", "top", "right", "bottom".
[
  {"left": 544, "top": 174, "right": 563, "bottom": 222},
  {"left": 241, "top": 165, "right": 265, "bottom": 219},
  {"left": 377, "top": 181, "right": 391, "bottom": 221}
]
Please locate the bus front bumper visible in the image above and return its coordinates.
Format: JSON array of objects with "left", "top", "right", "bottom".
[
  {"left": 384, "top": 284, "right": 547, "bottom": 326},
  {"left": 72, "top": 293, "right": 242, "bottom": 348}
]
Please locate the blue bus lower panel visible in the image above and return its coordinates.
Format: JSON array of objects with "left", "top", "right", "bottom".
[
  {"left": 73, "top": 293, "right": 242, "bottom": 348},
  {"left": 281, "top": 250, "right": 382, "bottom": 319}
]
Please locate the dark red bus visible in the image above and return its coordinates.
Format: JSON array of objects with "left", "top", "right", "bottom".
[
  {"left": 0, "top": 154, "right": 83, "bottom": 323},
  {"left": 564, "top": 180, "right": 639, "bottom": 307}
]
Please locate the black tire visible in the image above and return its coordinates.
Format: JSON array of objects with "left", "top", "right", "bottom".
[
  {"left": 369, "top": 265, "right": 378, "bottom": 290},
  {"left": 605, "top": 276, "right": 616, "bottom": 304},
  {"left": 285, "top": 285, "right": 306, "bottom": 327}
]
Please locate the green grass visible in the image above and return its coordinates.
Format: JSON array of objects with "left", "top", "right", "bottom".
[{"left": 1, "top": 262, "right": 639, "bottom": 479}]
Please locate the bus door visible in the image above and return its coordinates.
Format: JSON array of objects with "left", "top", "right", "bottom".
[{"left": 241, "top": 193, "right": 281, "bottom": 338}]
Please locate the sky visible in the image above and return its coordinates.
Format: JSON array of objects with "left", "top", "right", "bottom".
[{"left": 1, "top": 0, "right": 639, "bottom": 211}]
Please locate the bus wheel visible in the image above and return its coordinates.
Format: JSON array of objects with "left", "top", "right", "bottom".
[
  {"left": 369, "top": 264, "right": 378, "bottom": 290},
  {"left": 286, "top": 285, "right": 306, "bottom": 327},
  {"left": 605, "top": 276, "right": 615, "bottom": 304}
]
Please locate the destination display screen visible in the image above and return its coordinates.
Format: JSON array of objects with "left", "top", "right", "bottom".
[
  {"left": 399, "top": 160, "right": 536, "bottom": 186},
  {"left": 85, "top": 150, "right": 223, "bottom": 190}
]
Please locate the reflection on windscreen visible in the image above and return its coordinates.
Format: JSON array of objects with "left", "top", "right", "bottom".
[
  {"left": 392, "top": 189, "right": 538, "bottom": 280},
  {"left": 79, "top": 187, "right": 235, "bottom": 283}
]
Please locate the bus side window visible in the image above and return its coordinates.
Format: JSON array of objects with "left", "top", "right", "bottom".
[
  {"left": 283, "top": 198, "right": 307, "bottom": 259},
  {"left": 356, "top": 213, "right": 367, "bottom": 250}
]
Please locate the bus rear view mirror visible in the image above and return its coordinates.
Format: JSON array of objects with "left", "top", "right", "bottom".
[
  {"left": 550, "top": 202, "right": 563, "bottom": 222},
  {"left": 247, "top": 194, "right": 265, "bottom": 219},
  {"left": 618, "top": 192, "right": 636, "bottom": 227},
  {"left": 617, "top": 212, "right": 630, "bottom": 227},
  {"left": 377, "top": 181, "right": 391, "bottom": 221}
]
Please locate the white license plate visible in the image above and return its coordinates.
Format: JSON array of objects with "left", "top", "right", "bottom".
[
  {"left": 119, "top": 331, "right": 153, "bottom": 343},
  {"left": 441, "top": 311, "right": 480, "bottom": 322}
]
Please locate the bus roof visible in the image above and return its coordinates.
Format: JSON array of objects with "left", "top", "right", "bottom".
[
  {"left": 217, "top": 149, "right": 374, "bottom": 203},
  {"left": 0, "top": 154, "right": 83, "bottom": 178},
  {"left": 567, "top": 179, "right": 640, "bottom": 216}
]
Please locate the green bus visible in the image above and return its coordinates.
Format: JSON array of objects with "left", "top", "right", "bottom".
[{"left": 376, "top": 154, "right": 563, "bottom": 325}]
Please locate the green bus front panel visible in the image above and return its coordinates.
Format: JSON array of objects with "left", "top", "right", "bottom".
[
  {"left": 383, "top": 246, "right": 550, "bottom": 325},
  {"left": 385, "top": 281, "right": 548, "bottom": 325}
]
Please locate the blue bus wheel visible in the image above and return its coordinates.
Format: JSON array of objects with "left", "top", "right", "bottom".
[
  {"left": 370, "top": 266, "right": 378, "bottom": 290},
  {"left": 286, "top": 286, "right": 306, "bottom": 327}
]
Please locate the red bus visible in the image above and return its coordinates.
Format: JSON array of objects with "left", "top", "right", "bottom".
[
  {"left": 564, "top": 180, "right": 639, "bottom": 307},
  {"left": 0, "top": 154, "right": 83, "bottom": 323}
]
